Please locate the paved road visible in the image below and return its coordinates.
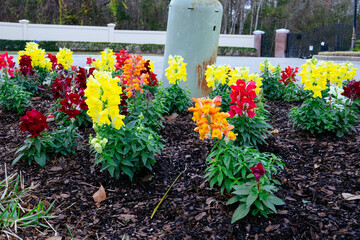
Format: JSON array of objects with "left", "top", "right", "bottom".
[
  {"left": 11, "top": 54, "right": 360, "bottom": 80},
  {"left": 73, "top": 55, "right": 360, "bottom": 81}
]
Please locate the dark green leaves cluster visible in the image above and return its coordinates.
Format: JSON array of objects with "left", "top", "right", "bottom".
[
  {"left": 0, "top": 80, "right": 31, "bottom": 113},
  {"left": 161, "top": 83, "right": 192, "bottom": 114},
  {"left": 126, "top": 89, "right": 166, "bottom": 132},
  {"left": 13, "top": 124, "right": 82, "bottom": 168},
  {"left": 289, "top": 97, "right": 358, "bottom": 137},
  {"left": 205, "top": 143, "right": 284, "bottom": 195},
  {"left": 92, "top": 121, "right": 164, "bottom": 181},
  {"left": 229, "top": 105, "right": 272, "bottom": 149},
  {"left": 226, "top": 182, "right": 284, "bottom": 223}
]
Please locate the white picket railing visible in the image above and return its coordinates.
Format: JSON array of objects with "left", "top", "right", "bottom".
[{"left": 0, "top": 20, "right": 255, "bottom": 48}]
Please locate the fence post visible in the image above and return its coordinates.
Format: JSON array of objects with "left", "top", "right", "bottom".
[
  {"left": 253, "top": 30, "right": 265, "bottom": 57},
  {"left": 275, "top": 28, "right": 289, "bottom": 58},
  {"left": 107, "top": 23, "right": 116, "bottom": 43},
  {"left": 19, "top": 19, "right": 30, "bottom": 40}
]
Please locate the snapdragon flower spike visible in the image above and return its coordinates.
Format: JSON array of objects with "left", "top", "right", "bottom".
[
  {"left": 279, "top": 66, "right": 298, "bottom": 86},
  {"left": 59, "top": 92, "right": 87, "bottom": 120},
  {"left": 228, "top": 79, "right": 257, "bottom": 118},
  {"left": 75, "top": 67, "right": 95, "bottom": 91},
  {"left": 342, "top": 80, "right": 360, "bottom": 101},
  {"left": 114, "top": 49, "right": 132, "bottom": 70},
  {"left": 20, "top": 109, "right": 49, "bottom": 138},
  {"left": 19, "top": 54, "right": 35, "bottom": 76},
  {"left": 46, "top": 53, "right": 58, "bottom": 69},
  {"left": 0, "top": 52, "right": 15, "bottom": 78},
  {"left": 121, "top": 55, "right": 149, "bottom": 97},
  {"left": 249, "top": 162, "right": 267, "bottom": 182},
  {"left": 86, "top": 57, "right": 96, "bottom": 66},
  {"left": 141, "top": 60, "right": 158, "bottom": 86},
  {"left": 188, "top": 96, "right": 236, "bottom": 141}
]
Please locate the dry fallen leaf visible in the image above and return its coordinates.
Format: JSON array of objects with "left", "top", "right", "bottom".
[
  {"left": 92, "top": 184, "right": 106, "bottom": 207},
  {"left": 342, "top": 193, "right": 360, "bottom": 201},
  {"left": 195, "top": 212, "right": 206, "bottom": 221}
]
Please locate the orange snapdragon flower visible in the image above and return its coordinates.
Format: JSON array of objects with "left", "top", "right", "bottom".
[
  {"left": 121, "top": 55, "right": 149, "bottom": 97},
  {"left": 188, "top": 96, "right": 236, "bottom": 142}
]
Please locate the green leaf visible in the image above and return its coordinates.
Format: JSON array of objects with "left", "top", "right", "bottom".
[
  {"left": 246, "top": 191, "right": 258, "bottom": 208},
  {"left": 141, "top": 151, "right": 148, "bottom": 166},
  {"left": 35, "top": 153, "right": 47, "bottom": 168},
  {"left": 226, "top": 195, "right": 240, "bottom": 205},
  {"left": 254, "top": 200, "right": 264, "bottom": 211},
  {"left": 121, "top": 159, "right": 134, "bottom": 167},
  {"left": 217, "top": 172, "right": 224, "bottom": 186},
  {"left": 232, "top": 185, "right": 251, "bottom": 196},
  {"left": 262, "top": 197, "right": 277, "bottom": 213},
  {"left": 231, "top": 203, "right": 250, "bottom": 224},
  {"left": 268, "top": 195, "right": 285, "bottom": 205},
  {"left": 122, "top": 166, "right": 134, "bottom": 181},
  {"left": 12, "top": 153, "right": 24, "bottom": 165},
  {"left": 209, "top": 176, "right": 218, "bottom": 189},
  {"left": 34, "top": 138, "right": 41, "bottom": 153}
]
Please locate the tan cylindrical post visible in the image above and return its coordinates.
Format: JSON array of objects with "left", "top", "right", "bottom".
[
  {"left": 253, "top": 30, "right": 265, "bottom": 57},
  {"left": 274, "top": 28, "right": 289, "bottom": 58}
]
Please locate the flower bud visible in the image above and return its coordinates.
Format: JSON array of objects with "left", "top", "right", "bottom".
[{"left": 94, "top": 143, "right": 102, "bottom": 153}]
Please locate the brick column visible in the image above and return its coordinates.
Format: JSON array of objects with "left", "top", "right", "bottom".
[
  {"left": 19, "top": 19, "right": 30, "bottom": 40},
  {"left": 253, "top": 30, "right": 265, "bottom": 57},
  {"left": 107, "top": 23, "right": 116, "bottom": 42},
  {"left": 274, "top": 28, "right": 289, "bottom": 58}
]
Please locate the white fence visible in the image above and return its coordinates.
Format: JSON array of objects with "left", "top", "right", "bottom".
[{"left": 0, "top": 20, "right": 255, "bottom": 48}]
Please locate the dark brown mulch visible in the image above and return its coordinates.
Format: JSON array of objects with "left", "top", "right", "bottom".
[{"left": 0, "top": 89, "right": 359, "bottom": 240}]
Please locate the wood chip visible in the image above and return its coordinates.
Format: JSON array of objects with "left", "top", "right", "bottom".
[
  {"left": 342, "top": 193, "right": 360, "bottom": 201},
  {"left": 195, "top": 212, "right": 206, "bottom": 221}
]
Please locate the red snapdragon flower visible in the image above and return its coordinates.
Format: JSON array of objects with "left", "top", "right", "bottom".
[
  {"left": 279, "top": 66, "right": 298, "bottom": 86},
  {"left": 86, "top": 57, "right": 95, "bottom": 66},
  {"left": 342, "top": 80, "right": 360, "bottom": 101},
  {"left": 228, "top": 79, "right": 257, "bottom": 118},
  {"left": 114, "top": 49, "right": 132, "bottom": 70},
  {"left": 51, "top": 77, "right": 72, "bottom": 99},
  {"left": 46, "top": 53, "right": 58, "bottom": 69},
  {"left": 141, "top": 60, "right": 158, "bottom": 86},
  {"left": 59, "top": 92, "right": 87, "bottom": 120},
  {"left": 119, "top": 86, "right": 129, "bottom": 116},
  {"left": 75, "top": 67, "right": 95, "bottom": 91},
  {"left": 19, "top": 55, "right": 35, "bottom": 76},
  {"left": 249, "top": 163, "right": 267, "bottom": 182},
  {"left": 20, "top": 109, "right": 49, "bottom": 138},
  {"left": 0, "top": 52, "right": 15, "bottom": 78}
]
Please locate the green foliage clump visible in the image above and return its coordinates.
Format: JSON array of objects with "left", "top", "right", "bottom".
[
  {"left": 0, "top": 80, "right": 31, "bottom": 113},
  {"left": 91, "top": 118, "right": 164, "bottom": 181},
  {"left": 289, "top": 97, "right": 358, "bottom": 137},
  {"left": 205, "top": 143, "right": 284, "bottom": 195},
  {"left": 162, "top": 83, "right": 192, "bottom": 115}
]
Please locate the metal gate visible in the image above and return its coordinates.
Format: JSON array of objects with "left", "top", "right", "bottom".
[
  {"left": 261, "top": 32, "right": 274, "bottom": 57},
  {"left": 286, "top": 24, "right": 352, "bottom": 58}
]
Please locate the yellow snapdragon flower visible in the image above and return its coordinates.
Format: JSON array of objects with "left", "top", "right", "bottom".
[
  {"left": 165, "top": 55, "right": 187, "bottom": 84},
  {"left": 299, "top": 57, "right": 357, "bottom": 98},
  {"left": 56, "top": 47, "right": 73, "bottom": 69},
  {"left": 93, "top": 48, "right": 115, "bottom": 72},
  {"left": 84, "top": 71, "right": 125, "bottom": 130},
  {"left": 18, "top": 42, "right": 51, "bottom": 70},
  {"left": 205, "top": 64, "right": 230, "bottom": 88}
]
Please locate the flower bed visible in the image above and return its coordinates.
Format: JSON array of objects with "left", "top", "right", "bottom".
[{"left": 0, "top": 44, "right": 359, "bottom": 239}]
